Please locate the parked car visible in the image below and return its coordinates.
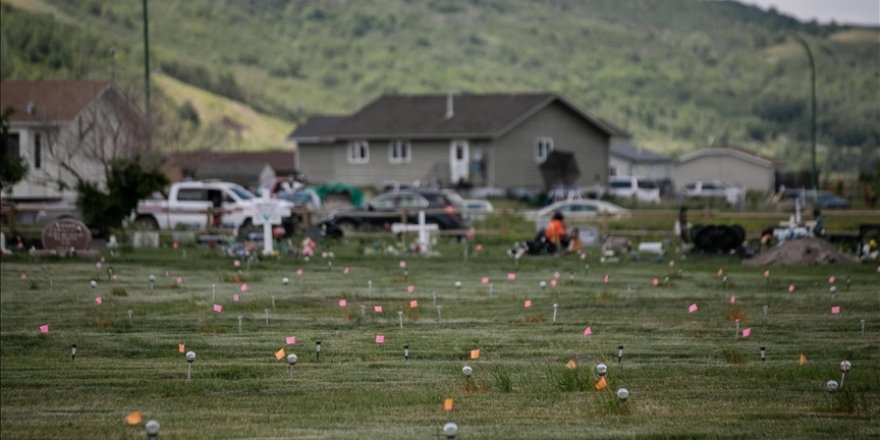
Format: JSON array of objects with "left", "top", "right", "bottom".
[
  {"left": 135, "top": 181, "right": 295, "bottom": 240},
  {"left": 775, "top": 189, "right": 850, "bottom": 210},
  {"left": 524, "top": 199, "right": 629, "bottom": 233},
  {"left": 608, "top": 176, "right": 661, "bottom": 203},
  {"left": 276, "top": 188, "right": 322, "bottom": 211},
  {"left": 323, "top": 189, "right": 468, "bottom": 237},
  {"left": 463, "top": 199, "right": 495, "bottom": 221},
  {"left": 681, "top": 180, "right": 743, "bottom": 206}
]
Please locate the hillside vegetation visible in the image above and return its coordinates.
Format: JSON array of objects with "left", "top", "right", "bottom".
[{"left": 1, "top": 0, "right": 878, "bottom": 171}]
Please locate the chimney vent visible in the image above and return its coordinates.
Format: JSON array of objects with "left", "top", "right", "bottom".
[{"left": 445, "top": 91, "right": 454, "bottom": 119}]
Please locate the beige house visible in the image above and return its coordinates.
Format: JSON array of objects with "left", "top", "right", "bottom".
[
  {"left": 673, "top": 147, "right": 776, "bottom": 194},
  {"left": 0, "top": 80, "right": 146, "bottom": 201}
]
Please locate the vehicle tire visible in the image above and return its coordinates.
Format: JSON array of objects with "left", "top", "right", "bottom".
[
  {"left": 132, "top": 216, "right": 160, "bottom": 231},
  {"left": 335, "top": 220, "right": 357, "bottom": 237},
  {"left": 237, "top": 219, "right": 259, "bottom": 242}
]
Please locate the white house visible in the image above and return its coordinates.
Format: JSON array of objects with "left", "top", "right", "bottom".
[
  {"left": 673, "top": 146, "right": 776, "bottom": 194},
  {"left": 609, "top": 139, "right": 674, "bottom": 179},
  {"left": 0, "top": 80, "right": 146, "bottom": 202}
]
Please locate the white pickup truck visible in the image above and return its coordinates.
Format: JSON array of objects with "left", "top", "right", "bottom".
[{"left": 133, "top": 181, "right": 295, "bottom": 240}]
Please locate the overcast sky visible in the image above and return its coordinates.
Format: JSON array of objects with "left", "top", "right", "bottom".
[{"left": 739, "top": 0, "right": 879, "bottom": 26}]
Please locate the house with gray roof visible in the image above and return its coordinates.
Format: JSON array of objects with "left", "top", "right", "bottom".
[
  {"left": 609, "top": 140, "right": 674, "bottom": 180},
  {"left": 673, "top": 146, "right": 777, "bottom": 194},
  {"left": 289, "top": 93, "right": 625, "bottom": 191}
]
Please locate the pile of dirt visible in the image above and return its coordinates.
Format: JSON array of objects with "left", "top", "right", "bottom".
[{"left": 743, "top": 238, "right": 858, "bottom": 266}]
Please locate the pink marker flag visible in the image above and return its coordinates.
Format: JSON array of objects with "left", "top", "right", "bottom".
[
  {"left": 550, "top": 279, "right": 558, "bottom": 287},
  {"left": 763, "top": 270, "right": 770, "bottom": 278},
  {"left": 240, "top": 284, "right": 248, "bottom": 293},
  {"left": 95, "top": 296, "right": 103, "bottom": 305},
  {"left": 286, "top": 336, "right": 297, "bottom": 345},
  {"left": 831, "top": 306, "right": 841, "bottom": 315},
  {"left": 409, "top": 300, "right": 418, "bottom": 308},
  {"left": 213, "top": 304, "right": 223, "bottom": 313},
  {"left": 176, "top": 276, "right": 184, "bottom": 285},
  {"left": 373, "top": 305, "right": 383, "bottom": 313},
  {"left": 233, "top": 294, "right": 241, "bottom": 302},
  {"left": 407, "top": 285, "right": 415, "bottom": 294},
  {"left": 828, "top": 275, "right": 836, "bottom": 284},
  {"left": 39, "top": 324, "right": 49, "bottom": 334},
  {"left": 788, "top": 284, "right": 796, "bottom": 293},
  {"left": 19, "top": 272, "right": 28, "bottom": 280},
  {"left": 375, "top": 334, "right": 385, "bottom": 344},
  {"left": 729, "top": 295, "right": 736, "bottom": 304},
  {"left": 481, "top": 277, "right": 490, "bottom": 285},
  {"left": 475, "top": 244, "right": 483, "bottom": 252},
  {"left": 507, "top": 273, "right": 516, "bottom": 281},
  {"left": 688, "top": 303, "right": 698, "bottom": 313},
  {"left": 553, "top": 271, "right": 561, "bottom": 279},
  {"left": 652, "top": 278, "right": 660, "bottom": 287},
  {"left": 172, "top": 242, "right": 179, "bottom": 250},
  {"left": 343, "top": 267, "right": 350, "bottom": 274},
  {"left": 524, "top": 300, "right": 532, "bottom": 308},
  {"left": 234, "top": 259, "right": 241, "bottom": 268},
  {"left": 338, "top": 299, "right": 347, "bottom": 308},
  {"left": 399, "top": 260, "right": 407, "bottom": 269},
  {"left": 742, "top": 328, "right": 752, "bottom": 338},
  {"left": 296, "top": 268, "right": 303, "bottom": 276},
  {"left": 603, "top": 274, "right": 609, "bottom": 284},
  {"left": 583, "top": 326, "right": 592, "bottom": 336}
]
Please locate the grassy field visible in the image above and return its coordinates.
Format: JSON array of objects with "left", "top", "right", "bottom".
[{"left": 1, "top": 239, "right": 878, "bottom": 439}]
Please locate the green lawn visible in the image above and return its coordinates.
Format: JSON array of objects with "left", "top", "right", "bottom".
[{"left": 1, "top": 240, "right": 878, "bottom": 439}]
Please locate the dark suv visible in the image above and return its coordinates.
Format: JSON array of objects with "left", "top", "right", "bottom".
[{"left": 323, "top": 189, "right": 468, "bottom": 237}]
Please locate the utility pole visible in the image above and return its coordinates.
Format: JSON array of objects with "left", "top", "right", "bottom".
[
  {"left": 790, "top": 32, "right": 818, "bottom": 191},
  {"left": 142, "top": 0, "right": 151, "bottom": 148}
]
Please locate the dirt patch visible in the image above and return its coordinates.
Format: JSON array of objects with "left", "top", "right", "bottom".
[{"left": 743, "top": 238, "right": 857, "bottom": 266}]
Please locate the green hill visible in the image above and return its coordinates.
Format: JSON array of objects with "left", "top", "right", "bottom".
[{"left": 1, "top": 0, "right": 877, "bottom": 172}]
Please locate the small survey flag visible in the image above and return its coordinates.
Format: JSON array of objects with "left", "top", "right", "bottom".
[
  {"left": 470, "top": 348, "right": 481, "bottom": 360},
  {"left": 125, "top": 410, "right": 143, "bottom": 425},
  {"left": 409, "top": 300, "right": 418, "bottom": 308},
  {"left": 603, "top": 274, "right": 609, "bottom": 284},
  {"left": 443, "top": 398, "right": 454, "bottom": 412},
  {"left": 595, "top": 376, "right": 607, "bottom": 390},
  {"left": 407, "top": 285, "right": 415, "bottom": 294},
  {"left": 566, "top": 359, "right": 577, "bottom": 369},
  {"left": 799, "top": 353, "right": 807, "bottom": 366},
  {"left": 286, "top": 336, "right": 296, "bottom": 345},
  {"left": 373, "top": 305, "right": 383, "bottom": 313},
  {"left": 583, "top": 326, "right": 592, "bottom": 336},
  {"left": 39, "top": 324, "right": 49, "bottom": 334},
  {"left": 688, "top": 303, "right": 698, "bottom": 313},
  {"left": 274, "top": 347, "right": 285, "bottom": 361},
  {"left": 212, "top": 304, "right": 223, "bottom": 313},
  {"left": 178, "top": 343, "right": 185, "bottom": 353},
  {"left": 375, "top": 334, "right": 385, "bottom": 344}
]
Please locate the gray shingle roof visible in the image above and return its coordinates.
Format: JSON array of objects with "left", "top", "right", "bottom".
[
  {"left": 290, "top": 93, "right": 625, "bottom": 141},
  {"left": 610, "top": 140, "right": 673, "bottom": 163}
]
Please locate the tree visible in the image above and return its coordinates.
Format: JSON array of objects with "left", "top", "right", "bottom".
[
  {"left": 0, "top": 107, "right": 28, "bottom": 193},
  {"left": 36, "top": 85, "right": 167, "bottom": 234}
]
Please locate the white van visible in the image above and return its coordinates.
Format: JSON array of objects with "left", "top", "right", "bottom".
[{"left": 608, "top": 176, "right": 661, "bottom": 203}]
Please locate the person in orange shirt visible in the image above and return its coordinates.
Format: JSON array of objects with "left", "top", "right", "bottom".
[{"left": 544, "top": 211, "right": 569, "bottom": 253}]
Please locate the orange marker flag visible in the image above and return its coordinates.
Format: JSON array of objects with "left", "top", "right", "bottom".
[
  {"left": 595, "top": 376, "right": 607, "bottom": 390},
  {"left": 125, "top": 410, "right": 143, "bottom": 425},
  {"left": 566, "top": 359, "right": 577, "bottom": 369},
  {"left": 799, "top": 353, "right": 807, "bottom": 366},
  {"left": 274, "top": 347, "right": 285, "bottom": 361},
  {"left": 443, "top": 398, "right": 454, "bottom": 412},
  {"left": 470, "top": 348, "right": 481, "bottom": 360},
  {"left": 177, "top": 343, "right": 185, "bottom": 353}
]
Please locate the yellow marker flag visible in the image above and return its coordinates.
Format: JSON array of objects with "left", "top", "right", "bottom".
[
  {"left": 470, "top": 349, "right": 480, "bottom": 360},
  {"left": 125, "top": 410, "right": 143, "bottom": 426},
  {"left": 274, "top": 347, "right": 285, "bottom": 361},
  {"left": 566, "top": 359, "right": 577, "bottom": 369},
  {"left": 595, "top": 376, "right": 607, "bottom": 391},
  {"left": 178, "top": 343, "right": 185, "bottom": 353},
  {"left": 799, "top": 353, "right": 807, "bottom": 366},
  {"left": 443, "top": 398, "right": 454, "bottom": 412}
]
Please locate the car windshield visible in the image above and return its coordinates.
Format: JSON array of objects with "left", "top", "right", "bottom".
[
  {"left": 610, "top": 181, "right": 632, "bottom": 189},
  {"left": 229, "top": 184, "right": 255, "bottom": 200},
  {"left": 637, "top": 180, "right": 658, "bottom": 189}
]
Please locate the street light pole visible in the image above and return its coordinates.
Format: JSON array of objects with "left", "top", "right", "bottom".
[{"left": 790, "top": 32, "right": 818, "bottom": 191}]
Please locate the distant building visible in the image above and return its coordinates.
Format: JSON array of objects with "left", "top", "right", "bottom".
[
  {"left": 290, "top": 93, "right": 625, "bottom": 190},
  {"left": 673, "top": 146, "right": 776, "bottom": 194},
  {"left": 160, "top": 150, "right": 296, "bottom": 191},
  {"left": 609, "top": 139, "right": 674, "bottom": 179},
  {"left": 0, "top": 80, "right": 146, "bottom": 201}
]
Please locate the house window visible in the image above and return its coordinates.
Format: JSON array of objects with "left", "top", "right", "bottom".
[
  {"left": 389, "top": 140, "right": 411, "bottom": 164},
  {"left": 34, "top": 133, "right": 42, "bottom": 169},
  {"left": 348, "top": 141, "right": 369, "bottom": 164},
  {"left": 1, "top": 132, "right": 21, "bottom": 162},
  {"left": 535, "top": 137, "right": 554, "bottom": 163}
]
